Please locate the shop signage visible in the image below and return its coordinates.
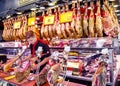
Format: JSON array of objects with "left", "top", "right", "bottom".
[
  {"left": 13, "top": 22, "right": 21, "bottom": 29},
  {"left": 28, "top": 17, "right": 36, "bottom": 26},
  {"left": 60, "top": 11, "right": 73, "bottom": 23},
  {"left": 18, "top": 0, "right": 36, "bottom": 7},
  {"left": 43, "top": 15, "right": 55, "bottom": 25}
]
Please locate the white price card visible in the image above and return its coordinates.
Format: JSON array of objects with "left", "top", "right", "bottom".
[
  {"left": 64, "top": 45, "right": 70, "bottom": 52},
  {"left": 101, "top": 48, "right": 109, "bottom": 55},
  {"left": 37, "top": 46, "right": 43, "bottom": 52}
]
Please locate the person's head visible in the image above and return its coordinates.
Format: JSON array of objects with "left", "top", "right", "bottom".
[{"left": 25, "top": 30, "right": 37, "bottom": 44}]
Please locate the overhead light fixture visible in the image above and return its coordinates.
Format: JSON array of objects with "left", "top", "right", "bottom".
[
  {"left": 16, "top": 11, "right": 22, "bottom": 15},
  {"left": 48, "top": 1, "right": 57, "bottom": 6},
  {"left": 72, "top": 1, "right": 77, "bottom": 3},
  {"left": 115, "top": 10, "right": 120, "bottom": 12},
  {"left": 109, "top": 0, "right": 115, "bottom": 1},
  {"left": 114, "top": 5, "right": 119, "bottom": 8},
  {"left": 31, "top": 7, "right": 37, "bottom": 11},
  {"left": 117, "top": 14, "right": 120, "bottom": 16},
  {"left": 40, "top": 7, "right": 45, "bottom": 10},
  {"left": 6, "top": 15, "right": 11, "bottom": 19},
  {"left": 36, "top": 17, "right": 39, "bottom": 20},
  {"left": 88, "top": 7, "right": 92, "bottom": 9}
]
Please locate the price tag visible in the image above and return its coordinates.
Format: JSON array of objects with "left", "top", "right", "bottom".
[
  {"left": 67, "top": 62, "right": 79, "bottom": 68},
  {"left": 64, "top": 45, "right": 70, "bottom": 53},
  {"left": 13, "top": 22, "right": 21, "bottom": 29},
  {"left": 37, "top": 46, "right": 43, "bottom": 52},
  {"left": 28, "top": 17, "right": 36, "bottom": 26},
  {"left": 43, "top": 15, "right": 55, "bottom": 25},
  {"left": 101, "top": 48, "right": 109, "bottom": 55},
  {"left": 60, "top": 11, "right": 73, "bottom": 23},
  {"left": 96, "top": 39, "right": 106, "bottom": 48}
]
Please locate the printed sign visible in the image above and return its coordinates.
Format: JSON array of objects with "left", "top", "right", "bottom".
[
  {"left": 13, "top": 22, "right": 21, "bottom": 29},
  {"left": 43, "top": 15, "right": 55, "bottom": 25},
  {"left": 28, "top": 17, "right": 36, "bottom": 26},
  {"left": 60, "top": 11, "right": 73, "bottom": 23}
]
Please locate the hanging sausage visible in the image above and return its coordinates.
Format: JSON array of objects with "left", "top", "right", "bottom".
[
  {"left": 75, "top": 1, "right": 83, "bottom": 38},
  {"left": 95, "top": 1, "right": 103, "bottom": 37}
]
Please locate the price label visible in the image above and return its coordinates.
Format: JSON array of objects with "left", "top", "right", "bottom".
[
  {"left": 37, "top": 46, "right": 43, "bottom": 52},
  {"left": 13, "top": 22, "right": 21, "bottom": 29},
  {"left": 60, "top": 11, "right": 73, "bottom": 23},
  {"left": 28, "top": 17, "right": 35, "bottom": 26},
  {"left": 67, "top": 62, "right": 79, "bottom": 68},
  {"left": 64, "top": 45, "right": 70, "bottom": 52},
  {"left": 43, "top": 15, "right": 55, "bottom": 25}
]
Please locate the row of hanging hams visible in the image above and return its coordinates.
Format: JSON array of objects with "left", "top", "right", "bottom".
[
  {"left": 39, "top": 0, "right": 119, "bottom": 41},
  {"left": 2, "top": 15, "right": 28, "bottom": 41}
]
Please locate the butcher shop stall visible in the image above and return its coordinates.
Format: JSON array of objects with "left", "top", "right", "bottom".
[{"left": 0, "top": 0, "right": 120, "bottom": 86}]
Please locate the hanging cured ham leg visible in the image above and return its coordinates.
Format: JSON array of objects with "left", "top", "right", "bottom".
[
  {"left": 95, "top": 1, "right": 103, "bottom": 37},
  {"left": 65, "top": 4, "right": 74, "bottom": 38},
  {"left": 56, "top": 7, "right": 63, "bottom": 39},
  {"left": 102, "top": 5, "right": 114, "bottom": 37},
  {"left": 75, "top": 1, "right": 83, "bottom": 38},
  {"left": 48, "top": 9, "right": 53, "bottom": 40},
  {"left": 71, "top": 2, "right": 77, "bottom": 38},
  {"left": 44, "top": 10, "right": 50, "bottom": 41},
  {"left": 88, "top": 2, "right": 95, "bottom": 37},
  {"left": 83, "top": 4, "right": 89, "bottom": 37},
  {"left": 52, "top": 8, "right": 58, "bottom": 37},
  {"left": 61, "top": 6, "right": 67, "bottom": 39},
  {"left": 41, "top": 12, "right": 45, "bottom": 39}
]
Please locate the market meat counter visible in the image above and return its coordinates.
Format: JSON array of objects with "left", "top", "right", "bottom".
[
  {"left": 49, "top": 38, "right": 119, "bottom": 86},
  {"left": 0, "top": 42, "right": 86, "bottom": 86}
]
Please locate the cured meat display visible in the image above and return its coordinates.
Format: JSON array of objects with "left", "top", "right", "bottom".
[
  {"left": 2, "top": 15, "right": 28, "bottom": 41},
  {"left": 2, "top": 0, "right": 119, "bottom": 41}
]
